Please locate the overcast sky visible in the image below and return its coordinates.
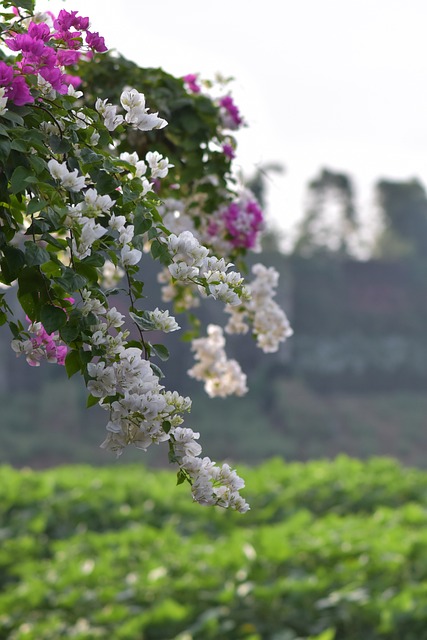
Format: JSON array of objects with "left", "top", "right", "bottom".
[{"left": 40, "top": 0, "right": 427, "bottom": 247}]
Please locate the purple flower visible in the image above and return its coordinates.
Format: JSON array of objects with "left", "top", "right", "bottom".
[
  {"left": 6, "top": 76, "right": 34, "bottom": 105},
  {"left": 222, "top": 143, "right": 235, "bottom": 160},
  {"left": 219, "top": 95, "right": 243, "bottom": 128},
  {"left": 222, "top": 198, "right": 264, "bottom": 248},
  {"left": 183, "top": 73, "right": 201, "bottom": 93},
  {"left": 27, "top": 21, "right": 51, "bottom": 42},
  {"left": 0, "top": 61, "right": 14, "bottom": 87},
  {"left": 54, "top": 10, "right": 88, "bottom": 32},
  {"left": 57, "top": 49, "right": 81, "bottom": 66},
  {"left": 39, "top": 66, "right": 68, "bottom": 94},
  {"left": 85, "top": 30, "right": 107, "bottom": 53}
]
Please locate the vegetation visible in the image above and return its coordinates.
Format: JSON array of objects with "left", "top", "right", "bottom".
[{"left": 0, "top": 457, "right": 426, "bottom": 639}]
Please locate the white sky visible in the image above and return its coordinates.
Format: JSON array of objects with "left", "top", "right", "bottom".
[{"left": 40, "top": 0, "right": 427, "bottom": 249}]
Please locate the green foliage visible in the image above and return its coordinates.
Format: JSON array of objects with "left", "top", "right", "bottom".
[{"left": 1, "top": 457, "right": 427, "bottom": 638}]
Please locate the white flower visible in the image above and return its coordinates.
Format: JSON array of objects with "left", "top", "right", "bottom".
[
  {"left": 120, "top": 151, "right": 147, "bottom": 178},
  {"left": 149, "top": 308, "right": 180, "bottom": 332},
  {"left": 80, "top": 188, "right": 114, "bottom": 216},
  {"left": 109, "top": 214, "right": 127, "bottom": 232},
  {"left": 120, "top": 88, "right": 168, "bottom": 131},
  {"left": 146, "top": 151, "right": 173, "bottom": 179},
  {"left": 120, "top": 88, "right": 146, "bottom": 111},
  {"left": 95, "top": 98, "right": 124, "bottom": 131},
  {"left": 67, "top": 84, "right": 83, "bottom": 99},
  {"left": 120, "top": 245, "right": 142, "bottom": 266},
  {"left": 168, "top": 262, "right": 198, "bottom": 281},
  {"left": 188, "top": 324, "right": 247, "bottom": 398},
  {"left": 47, "top": 159, "right": 86, "bottom": 192}
]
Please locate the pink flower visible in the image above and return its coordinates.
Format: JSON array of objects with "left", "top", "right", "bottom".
[
  {"left": 219, "top": 95, "right": 243, "bottom": 128},
  {"left": 222, "top": 198, "right": 264, "bottom": 249},
  {"left": 54, "top": 10, "right": 88, "bottom": 32},
  {"left": 57, "top": 49, "right": 81, "bottom": 66},
  {"left": 85, "top": 31, "right": 107, "bottom": 53},
  {"left": 183, "top": 73, "right": 201, "bottom": 93},
  {"left": 0, "top": 61, "right": 14, "bottom": 86},
  {"left": 222, "top": 143, "right": 235, "bottom": 160},
  {"left": 27, "top": 21, "right": 51, "bottom": 42},
  {"left": 5, "top": 76, "right": 34, "bottom": 105}
]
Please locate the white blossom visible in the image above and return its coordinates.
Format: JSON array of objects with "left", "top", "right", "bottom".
[
  {"left": 149, "top": 308, "right": 180, "bottom": 332},
  {"left": 47, "top": 159, "right": 86, "bottom": 192}
]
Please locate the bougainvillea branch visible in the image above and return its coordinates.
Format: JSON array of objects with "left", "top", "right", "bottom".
[{"left": 0, "top": 0, "right": 293, "bottom": 512}]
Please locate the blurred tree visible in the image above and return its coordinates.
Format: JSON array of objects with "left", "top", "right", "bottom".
[
  {"left": 373, "top": 178, "right": 427, "bottom": 259},
  {"left": 293, "top": 168, "right": 359, "bottom": 257}
]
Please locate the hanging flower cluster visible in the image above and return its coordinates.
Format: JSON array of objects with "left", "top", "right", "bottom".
[
  {"left": 0, "top": 1, "right": 292, "bottom": 513},
  {"left": 225, "top": 263, "right": 294, "bottom": 353}
]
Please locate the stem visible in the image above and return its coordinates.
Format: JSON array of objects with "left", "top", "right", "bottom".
[
  {"left": 125, "top": 268, "right": 149, "bottom": 359},
  {"left": 31, "top": 103, "right": 64, "bottom": 139}
]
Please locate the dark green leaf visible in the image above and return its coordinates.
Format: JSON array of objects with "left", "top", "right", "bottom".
[
  {"left": 64, "top": 350, "right": 81, "bottom": 378},
  {"left": 24, "top": 242, "right": 50, "bottom": 267},
  {"left": 86, "top": 394, "right": 99, "bottom": 408},
  {"left": 40, "top": 304, "right": 67, "bottom": 334},
  {"left": 150, "top": 362, "right": 164, "bottom": 379},
  {"left": 151, "top": 343, "right": 170, "bottom": 361},
  {"left": 60, "top": 320, "right": 81, "bottom": 344},
  {"left": 55, "top": 268, "right": 87, "bottom": 292},
  {"left": 10, "top": 166, "right": 36, "bottom": 194},
  {"left": 48, "top": 134, "right": 71, "bottom": 154},
  {"left": 1, "top": 246, "right": 26, "bottom": 282}
]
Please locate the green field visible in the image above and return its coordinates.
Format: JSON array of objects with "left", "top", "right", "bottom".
[{"left": 1, "top": 457, "right": 427, "bottom": 639}]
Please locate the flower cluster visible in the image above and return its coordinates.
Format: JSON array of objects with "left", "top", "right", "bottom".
[
  {"left": 218, "top": 95, "right": 244, "bottom": 130},
  {"left": 182, "top": 73, "right": 201, "bottom": 94},
  {"left": 226, "top": 263, "right": 294, "bottom": 353},
  {"left": 96, "top": 88, "right": 168, "bottom": 132},
  {"left": 164, "top": 231, "right": 248, "bottom": 306},
  {"left": 1, "top": 9, "right": 106, "bottom": 106},
  {"left": 0, "top": 2, "right": 293, "bottom": 514},
  {"left": 188, "top": 324, "right": 248, "bottom": 398},
  {"left": 81, "top": 294, "right": 248, "bottom": 511},
  {"left": 210, "top": 191, "right": 264, "bottom": 250},
  {"left": 11, "top": 316, "right": 69, "bottom": 367}
]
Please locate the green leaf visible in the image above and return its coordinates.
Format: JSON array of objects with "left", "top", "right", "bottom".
[
  {"left": 17, "top": 291, "right": 39, "bottom": 320},
  {"left": 134, "top": 211, "right": 152, "bottom": 236},
  {"left": 75, "top": 262, "right": 99, "bottom": 284},
  {"left": 151, "top": 343, "right": 170, "bottom": 361},
  {"left": 3, "top": 0, "right": 35, "bottom": 10},
  {"left": 87, "top": 394, "right": 99, "bottom": 408},
  {"left": 60, "top": 320, "right": 81, "bottom": 343},
  {"left": 55, "top": 267, "right": 87, "bottom": 292},
  {"left": 176, "top": 469, "right": 189, "bottom": 486},
  {"left": 1, "top": 110, "right": 24, "bottom": 126},
  {"left": 10, "top": 138, "right": 28, "bottom": 152},
  {"left": 28, "top": 154, "right": 46, "bottom": 175},
  {"left": 81, "top": 253, "right": 105, "bottom": 267},
  {"left": 40, "top": 305, "right": 67, "bottom": 334},
  {"left": 150, "top": 238, "right": 172, "bottom": 265},
  {"left": 27, "top": 199, "right": 47, "bottom": 216},
  {"left": 91, "top": 170, "right": 120, "bottom": 194},
  {"left": 129, "top": 310, "right": 156, "bottom": 331},
  {"left": 80, "top": 148, "right": 103, "bottom": 165},
  {"left": 0, "top": 246, "right": 26, "bottom": 282},
  {"left": 150, "top": 362, "right": 164, "bottom": 379},
  {"left": 64, "top": 350, "right": 81, "bottom": 378},
  {"left": 42, "top": 233, "right": 68, "bottom": 251},
  {"left": 10, "top": 166, "right": 37, "bottom": 194},
  {"left": 48, "top": 134, "right": 71, "bottom": 154},
  {"left": 0, "top": 138, "right": 11, "bottom": 165},
  {"left": 162, "top": 420, "right": 172, "bottom": 434},
  {"left": 24, "top": 242, "right": 50, "bottom": 267}
]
